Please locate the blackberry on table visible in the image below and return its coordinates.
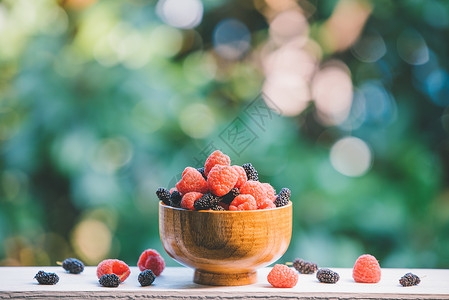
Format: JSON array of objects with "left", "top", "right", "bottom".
[
  {"left": 274, "top": 187, "right": 291, "bottom": 207},
  {"left": 34, "top": 271, "right": 59, "bottom": 285},
  {"left": 170, "top": 190, "right": 182, "bottom": 207},
  {"left": 197, "top": 167, "right": 207, "bottom": 180},
  {"left": 220, "top": 188, "right": 240, "bottom": 205},
  {"left": 61, "top": 258, "right": 84, "bottom": 274},
  {"left": 316, "top": 268, "right": 340, "bottom": 284},
  {"left": 399, "top": 273, "right": 420, "bottom": 287},
  {"left": 156, "top": 187, "right": 171, "bottom": 205},
  {"left": 138, "top": 269, "right": 156, "bottom": 286},
  {"left": 194, "top": 193, "right": 220, "bottom": 210},
  {"left": 242, "top": 163, "right": 258, "bottom": 181},
  {"left": 99, "top": 274, "right": 121, "bottom": 287},
  {"left": 293, "top": 258, "right": 318, "bottom": 274}
]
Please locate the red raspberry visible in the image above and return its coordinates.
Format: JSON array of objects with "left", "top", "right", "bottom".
[
  {"left": 137, "top": 249, "right": 165, "bottom": 276},
  {"left": 267, "top": 264, "right": 298, "bottom": 288},
  {"left": 352, "top": 254, "right": 381, "bottom": 283},
  {"left": 181, "top": 192, "right": 203, "bottom": 210},
  {"left": 262, "top": 183, "right": 276, "bottom": 201},
  {"left": 239, "top": 181, "right": 267, "bottom": 205},
  {"left": 232, "top": 165, "right": 247, "bottom": 189},
  {"left": 207, "top": 165, "right": 239, "bottom": 197},
  {"left": 176, "top": 167, "right": 208, "bottom": 195},
  {"left": 96, "top": 259, "right": 130, "bottom": 282},
  {"left": 204, "top": 150, "right": 231, "bottom": 176},
  {"left": 229, "top": 194, "right": 257, "bottom": 211},
  {"left": 258, "top": 198, "right": 276, "bottom": 209}
]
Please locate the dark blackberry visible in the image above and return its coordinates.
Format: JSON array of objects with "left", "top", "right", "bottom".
[
  {"left": 220, "top": 188, "right": 240, "bottom": 205},
  {"left": 399, "top": 273, "right": 420, "bottom": 287},
  {"left": 34, "top": 270, "right": 59, "bottom": 285},
  {"left": 274, "top": 188, "right": 291, "bottom": 207},
  {"left": 61, "top": 258, "right": 84, "bottom": 274},
  {"left": 197, "top": 167, "right": 207, "bottom": 180},
  {"left": 156, "top": 187, "right": 171, "bottom": 205},
  {"left": 170, "top": 190, "right": 182, "bottom": 207},
  {"left": 242, "top": 163, "right": 258, "bottom": 181},
  {"left": 293, "top": 258, "right": 318, "bottom": 274},
  {"left": 316, "top": 268, "right": 339, "bottom": 283},
  {"left": 194, "top": 193, "right": 220, "bottom": 210},
  {"left": 211, "top": 203, "right": 225, "bottom": 211},
  {"left": 138, "top": 269, "right": 156, "bottom": 286},
  {"left": 99, "top": 274, "right": 121, "bottom": 287}
]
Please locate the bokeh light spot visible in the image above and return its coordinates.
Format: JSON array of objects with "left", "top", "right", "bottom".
[
  {"left": 351, "top": 31, "right": 386, "bottom": 63},
  {"left": 156, "top": 0, "right": 203, "bottom": 29},
  {"left": 397, "top": 29, "right": 429, "bottom": 65},
  {"left": 213, "top": 18, "right": 251, "bottom": 61},
  {"left": 72, "top": 219, "right": 111, "bottom": 264},
  {"left": 330, "top": 137, "right": 372, "bottom": 177},
  {"left": 179, "top": 103, "right": 215, "bottom": 138}
]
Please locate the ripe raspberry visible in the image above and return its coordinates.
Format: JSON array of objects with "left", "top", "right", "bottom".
[
  {"left": 207, "top": 165, "right": 239, "bottom": 197},
  {"left": 181, "top": 192, "right": 203, "bottom": 210},
  {"left": 204, "top": 150, "right": 231, "bottom": 176},
  {"left": 293, "top": 258, "right": 318, "bottom": 274},
  {"left": 242, "top": 163, "right": 258, "bottom": 181},
  {"left": 182, "top": 166, "right": 196, "bottom": 177},
  {"left": 239, "top": 181, "right": 267, "bottom": 206},
  {"left": 176, "top": 167, "right": 208, "bottom": 195},
  {"left": 267, "top": 264, "right": 298, "bottom": 288},
  {"left": 262, "top": 183, "right": 276, "bottom": 201},
  {"left": 137, "top": 249, "right": 165, "bottom": 276},
  {"left": 229, "top": 194, "right": 257, "bottom": 211},
  {"left": 258, "top": 198, "right": 276, "bottom": 209},
  {"left": 352, "top": 254, "right": 381, "bottom": 283},
  {"left": 232, "top": 165, "right": 247, "bottom": 189},
  {"left": 96, "top": 259, "right": 130, "bottom": 282}
]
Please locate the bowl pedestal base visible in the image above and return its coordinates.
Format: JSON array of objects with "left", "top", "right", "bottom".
[{"left": 194, "top": 269, "right": 257, "bottom": 286}]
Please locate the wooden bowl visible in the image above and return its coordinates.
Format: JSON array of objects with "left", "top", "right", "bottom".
[{"left": 159, "top": 201, "right": 292, "bottom": 286}]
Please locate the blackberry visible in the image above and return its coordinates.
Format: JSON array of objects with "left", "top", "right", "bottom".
[
  {"left": 274, "top": 188, "right": 291, "bottom": 207},
  {"left": 138, "top": 269, "right": 156, "bottom": 286},
  {"left": 211, "top": 203, "right": 225, "bottom": 211},
  {"left": 399, "top": 273, "right": 420, "bottom": 287},
  {"left": 34, "top": 270, "right": 59, "bottom": 285},
  {"left": 156, "top": 187, "right": 171, "bottom": 205},
  {"left": 293, "top": 258, "right": 318, "bottom": 274},
  {"left": 316, "top": 268, "right": 340, "bottom": 284},
  {"left": 99, "top": 274, "right": 121, "bottom": 287},
  {"left": 61, "top": 258, "right": 84, "bottom": 274},
  {"left": 220, "top": 188, "right": 240, "bottom": 205},
  {"left": 170, "top": 190, "right": 182, "bottom": 207},
  {"left": 242, "top": 163, "right": 258, "bottom": 181},
  {"left": 194, "top": 193, "right": 220, "bottom": 210},
  {"left": 197, "top": 167, "right": 207, "bottom": 180}
]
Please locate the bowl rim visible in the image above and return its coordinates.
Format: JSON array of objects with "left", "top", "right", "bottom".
[{"left": 159, "top": 201, "right": 292, "bottom": 213}]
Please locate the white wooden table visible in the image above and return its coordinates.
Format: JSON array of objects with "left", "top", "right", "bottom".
[{"left": 1, "top": 267, "right": 448, "bottom": 299}]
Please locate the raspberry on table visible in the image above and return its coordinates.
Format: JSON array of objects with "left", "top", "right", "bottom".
[
  {"left": 60, "top": 258, "right": 84, "bottom": 274},
  {"left": 204, "top": 150, "right": 231, "bottom": 176},
  {"left": 194, "top": 193, "right": 220, "bottom": 210},
  {"left": 99, "top": 274, "right": 121, "bottom": 287},
  {"left": 176, "top": 167, "right": 209, "bottom": 195},
  {"left": 267, "top": 264, "right": 298, "bottom": 288},
  {"left": 207, "top": 165, "right": 239, "bottom": 197},
  {"left": 137, "top": 249, "right": 165, "bottom": 276},
  {"left": 229, "top": 194, "right": 257, "bottom": 211},
  {"left": 138, "top": 269, "right": 156, "bottom": 286},
  {"left": 316, "top": 268, "right": 340, "bottom": 283},
  {"left": 239, "top": 180, "right": 268, "bottom": 206},
  {"left": 399, "top": 273, "right": 420, "bottom": 287},
  {"left": 156, "top": 187, "right": 171, "bottom": 205},
  {"left": 232, "top": 165, "right": 247, "bottom": 189},
  {"left": 242, "top": 163, "right": 258, "bottom": 181},
  {"left": 293, "top": 258, "right": 318, "bottom": 274},
  {"left": 274, "top": 188, "right": 291, "bottom": 207},
  {"left": 181, "top": 192, "right": 203, "bottom": 210},
  {"left": 169, "top": 190, "right": 182, "bottom": 207},
  {"left": 352, "top": 254, "right": 381, "bottom": 283},
  {"left": 34, "top": 270, "right": 59, "bottom": 285},
  {"left": 96, "top": 259, "right": 130, "bottom": 282}
]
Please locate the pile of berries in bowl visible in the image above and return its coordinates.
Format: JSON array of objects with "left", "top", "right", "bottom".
[
  {"left": 156, "top": 150, "right": 291, "bottom": 211},
  {"left": 157, "top": 150, "right": 292, "bottom": 286}
]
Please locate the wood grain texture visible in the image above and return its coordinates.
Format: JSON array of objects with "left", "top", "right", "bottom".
[{"left": 159, "top": 201, "right": 293, "bottom": 285}]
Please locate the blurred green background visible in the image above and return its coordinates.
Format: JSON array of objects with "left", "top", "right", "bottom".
[{"left": 1, "top": 0, "right": 449, "bottom": 269}]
